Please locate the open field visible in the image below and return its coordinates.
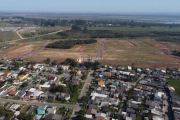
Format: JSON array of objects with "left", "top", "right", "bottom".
[
  {"left": 0, "top": 38, "right": 180, "bottom": 68},
  {"left": 88, "top": 26, "right": 180, "bottom": 32},
  {"left": 102, "top": 38, "right": 180, "bottom": 63},
  {"left": 0, "top": 31, "right": 20, "bottom": 42},
  {"left": 167, "top": 79, "right": 180, "bottom": 97},
  {"left": 20, "top": 27, "right": 70, "bottom": 38},
  {"left": 0, "top": 22, "right": 10, "bottom": 27}
]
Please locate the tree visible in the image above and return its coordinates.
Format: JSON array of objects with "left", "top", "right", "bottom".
[
  {"left": 0, "top": 108, "right": 5, "bottom": 117},
  {"left": 58, "top": 68, "right": 64, "bottom": 75},
  {"left": 44, "top": 58, "right": 50, "bottom": 64},
  {"left": 52, "top": 60, "right": 57, "bottom": 65},
  {"left": 21, "top": 82, "right": 29, "bottom": 88},
  {"left": 76, "top": 115, "right": 87, "bottom": 120}
]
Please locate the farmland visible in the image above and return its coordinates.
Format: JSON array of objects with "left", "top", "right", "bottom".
[
  {"left": 167, "top": 79, "right": 180, "bottom": 97},
  {"left": 88, "top": 26, "right": 180, "bottom": 32}
]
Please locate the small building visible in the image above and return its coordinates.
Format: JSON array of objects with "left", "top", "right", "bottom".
[
  {"left": 8, "top": 90, "right": 18, "bottom": 96},
  {"left": 37, "top": 105, "right": 47, "bottom": 115},
  {"left": 19, "top": 74, "right": 29, "bottom": 81},
  {"left": 47, "top": 108, "right": 56, "bottom": 114},
  {"left": 98, "top": 79, "right": 105, "bottom": 87},
  {"left": 44, "top": 113, "right": 62, "bottom": 120}
]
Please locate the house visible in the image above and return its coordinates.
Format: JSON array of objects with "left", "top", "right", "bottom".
[
  {"left": 174, "top": 112, "right": 180, "bottom": 120},
  {"left": 154, "top": 92, "right": 164, "bottom": 100},
  {"left": 19, "top": 74, "right": 29, "bottom": 81},
  {"left": 0, "top": 88, "right": 5, "bottom": 95},
  {"left": 98, "top": 79, "right": 105, "bottom": 87},
  {"left": 48, "top": 76, "right": 57, "bottom": 81},
  {"left": 96, "top": 113, "right": 107, "bottom": 120},
  {"left": 57, "top": 93, "right": 70, "bottom": 101},
  {"left": 33, "top": 115, "right": 42, "bottom": 120},
  {"left": 37, "top": 105, "right": 47, "bottom": 114},
  {"left": 11, "top": 73, "right": 18, "bottom": 79},
  {"left": 61, "top": 65, "right": 69, "bottom": 71},
  {"left": 86, "top": 108, "right": 97, "bottom": 115},
  {"left": 44, "top": 113, "right": 62, "bottom": 120},
  {"left": 90, "top": 92, "right": 107, "bottom": 100},
  {"left": 71, "top": 76, "right": 81, "bottom": 85},
  {"left": 16, "top": 91, "right": 26, "bottom": 98},
  {"left": 99, "top": 72, "right": 105, "bottom": 77},
  {"left": 8, "top": 90, "right": 18, "bottom": 96},
  {"left": 9, "top": 104, "right": 20, "bottom": 112},
  {"left": 105, "top": 72, "right": 111, "bottom": 77},
  {"left": 26, "top": 106, "right": 38, "bottom": 114},
  {"left": 47, "top": 108, "right": 56, "bottom": 114}
]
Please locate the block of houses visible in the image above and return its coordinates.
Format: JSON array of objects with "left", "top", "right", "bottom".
[{"left": 37, "top": 105, "right": 47, "bottom": 114}]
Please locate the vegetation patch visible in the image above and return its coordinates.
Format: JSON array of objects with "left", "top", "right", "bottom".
[
  {"left": 47, "top": 39, "right": 97, "bottom": 49},
  {"left": 167, "top": 79, "right": 180, "bottom": 96}
]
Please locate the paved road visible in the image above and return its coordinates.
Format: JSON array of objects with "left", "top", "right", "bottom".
[
  {"left": 96, "top": 41, "right": 104, "bottom": 59},
  {"left": 0, "top": 98, "right": 75, "bottom": 108},
  {"left": 79, "top": 70, "right": 94, "bottom": 99}
]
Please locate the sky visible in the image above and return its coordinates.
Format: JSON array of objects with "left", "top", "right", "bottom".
[{"left": 0, "top": 0, "right": 180, "bottom": 14}]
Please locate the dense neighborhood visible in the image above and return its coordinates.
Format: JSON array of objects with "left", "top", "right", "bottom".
[{"left": 0, "top": 58, "right": 179, "bottom": 120}]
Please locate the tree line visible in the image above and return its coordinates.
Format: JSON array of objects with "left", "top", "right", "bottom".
[{"left": 46, "top": 39, "right": 97, "bottom": 49}]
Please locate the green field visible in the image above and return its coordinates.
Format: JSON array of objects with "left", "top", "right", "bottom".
[
  {"left": 88, "top": 26, "right": 180, "bottom": 32},
  {"left": 0, "top": 31, "right": 20, "bottom": 42},
  {"left": 0, "top": 22, "right": 10, "bottom": 27},
  {"left": 167, "top": 79, "right": 180, "bottom": 96}
]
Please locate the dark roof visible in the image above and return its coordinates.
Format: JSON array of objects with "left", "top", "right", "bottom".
[
  {"left": 88, "top": 104, "right": 98, "bottom": 110},
  {"left": 16, "top": 91, "right": 26, "bottom": 98},
  {"left": 174, "top": 112, "right": 180, "bottom": 119},
  {"left": 26, "top": 106, "right": 38, "bottom": 114},
  {"left": 44, "top": 113, "right": 62, "bottom": 120},
  {"left": 126, "top": 108, "right": 135, "bottom": 114},
  {"left": 130, "top": 113, "right": 136, "bottom": 120}
]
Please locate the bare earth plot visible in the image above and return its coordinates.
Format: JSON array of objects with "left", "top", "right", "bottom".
[
  {"left": 101, "top": 38, "right": 180, "bottom": 64},
  {"left": 0, "top": 38, "right": 180, "bottom": 68}
]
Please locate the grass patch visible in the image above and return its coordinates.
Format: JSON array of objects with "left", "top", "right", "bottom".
[
  {"left": 0, "top": 31, "right": 20, "bottom": 41},
  {"left": 20, "top": 105, "right": 30, "bottom": 114},
  {"left": 167, "top": 78, "right": 180, "bottom": 96},
  {"left": 0, "top": 22, "right": 10, "bottom": 27}
]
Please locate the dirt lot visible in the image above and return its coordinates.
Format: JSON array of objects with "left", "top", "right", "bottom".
[{"left": 1, "top": 38, "right": 180, "bottom": 68}]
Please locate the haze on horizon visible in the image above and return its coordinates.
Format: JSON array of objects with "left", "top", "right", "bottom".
[{"left": 0, "top": 0, "right": 180, "bottom": 14}]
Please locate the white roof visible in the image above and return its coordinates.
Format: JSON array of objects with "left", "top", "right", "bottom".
[
  {"left": 152, "top": 115, "right": 164, "bottom": 120},
  {"left": 168, "top": 86, "right": 175, "bottom": 90},
  {"left": 31, "top": 90, "right": 44, "bottom": 97},
  {"left": 90, "top": 92, "right": 107, "bottom": 100},
  {"left": 85, "top": 114, "right": 93, "bottom": 118},
  {"left": 14, "top": 111, "right": 20, "bottom": 116},
  {"left": 96, "top": 113, "right": 106, "bottom": 117},
  {"left": 155, "top": 92, "right": 164, "bottom": 98},
  {"left": 128, "top": 66, "right": 132, "bottom": 70},
  {"left": 29, "top": 88, "right": 36, "bottom": 93},
  {"left": 161, "top": 70, "right": 166, "bottom": 73}
]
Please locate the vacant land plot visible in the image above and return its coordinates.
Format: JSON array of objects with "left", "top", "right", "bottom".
[
  {"left": 88, "top": 26, "right": 180, "bottom": 32},
  {"left": 0, "top": 31, "right": 20, "bottom": 41},
  {"left": 102, "top": 38, "right": 180, "bottom": 63},
  {"left": 167, "top": 79, "right": 180, "bottom": 97}
]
